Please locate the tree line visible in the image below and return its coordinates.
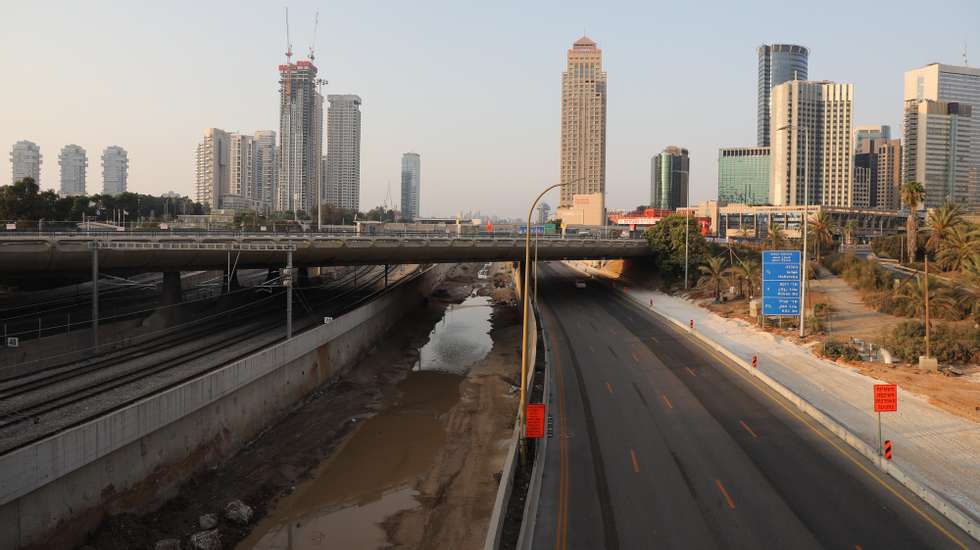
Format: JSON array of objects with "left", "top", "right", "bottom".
[{"left": 1, "top": 178, "right": 205, "bottom": 223}]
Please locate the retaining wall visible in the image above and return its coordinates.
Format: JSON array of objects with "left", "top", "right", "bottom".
[{"left": 0, "top": 267, "right": 444, "bottom": 550}]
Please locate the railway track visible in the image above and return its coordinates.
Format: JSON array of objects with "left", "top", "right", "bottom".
[{"left": 0, "top": 265, "right": 408, "bottom": 452}]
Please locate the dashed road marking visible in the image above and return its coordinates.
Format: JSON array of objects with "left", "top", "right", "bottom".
[{"left": 716, "top": 479, "right": 736, "bottom": 509}]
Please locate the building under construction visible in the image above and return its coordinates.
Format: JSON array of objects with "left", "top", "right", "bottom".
[{"left": 277, "top": 59, "right": 323, "bottom": 214}]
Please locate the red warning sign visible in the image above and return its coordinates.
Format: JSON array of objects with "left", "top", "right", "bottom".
[
  {"left": 526, "top": 403, "right": 546, "bottom": 439},
  {"left": 874, "top": 384, "right": 898, "bottom": 412}
]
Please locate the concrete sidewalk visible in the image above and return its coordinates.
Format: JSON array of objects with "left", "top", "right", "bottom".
[{"left": 568, "top": 261, "right": 980, "bottom": 535}]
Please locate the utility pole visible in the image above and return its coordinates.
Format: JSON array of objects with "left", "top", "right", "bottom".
[
  {"left": 91, "top": 244, "right": 99, "bottom": 351},
  {"left": 800, "top": 126, "right": 810, "bottom": 338},
  {"left": 286, "top": 249, "right": 293, "bottom": 339}
]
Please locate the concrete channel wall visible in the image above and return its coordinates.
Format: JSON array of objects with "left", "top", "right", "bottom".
[{"left": 0, "top": 267, "right": 444, "bottom": 550}]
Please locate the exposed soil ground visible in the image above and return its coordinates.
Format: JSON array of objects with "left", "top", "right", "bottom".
[{"left": 79, "top": 262, "right": 519, "bottom": 550}]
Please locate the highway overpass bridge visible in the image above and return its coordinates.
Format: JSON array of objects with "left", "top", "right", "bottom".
[{"left": 0, "top": 233, "right": 650, "bottom": 275}]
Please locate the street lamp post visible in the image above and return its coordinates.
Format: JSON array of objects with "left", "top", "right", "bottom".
[
  {"left": 518, "top": 178, "right": 584, "bottom": 442},
  {"left": 776, "top": 123, "right": 810, "bottom": 338}
]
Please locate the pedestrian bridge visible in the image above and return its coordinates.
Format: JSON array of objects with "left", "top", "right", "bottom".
[{"left": 0, "top": 233, "right": 650, "bottom": 275}]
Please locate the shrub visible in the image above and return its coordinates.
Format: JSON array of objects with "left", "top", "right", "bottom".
[
  {"left": 884, "top": 320, "right": 980, "bottom": 364},
  {"left": 819, "top": 339, "right": 861, "bottom": 361}
]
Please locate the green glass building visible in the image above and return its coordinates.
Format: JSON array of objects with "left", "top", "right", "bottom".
[{"left": 718, "top": 146, "right": 770, "bottom": 205}]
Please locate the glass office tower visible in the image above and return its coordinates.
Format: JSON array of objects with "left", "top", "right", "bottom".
[
  {"left": 758, "top": 44, "right": 809, "bottom": 147},
  {"left": 718, "top": 147, "right": 770, "bottom": 205}
]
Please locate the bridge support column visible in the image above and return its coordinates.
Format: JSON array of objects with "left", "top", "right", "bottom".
[
  {"left": 160, "top": 271, "right": 182, "bottom": 326},
  {"left": 162, "top": 272, "right": 182, "bottom": 304}
]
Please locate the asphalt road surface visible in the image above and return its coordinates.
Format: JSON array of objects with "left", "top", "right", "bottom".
[{"left": 530, "top": 262, "right": 977, "bottom": 550}]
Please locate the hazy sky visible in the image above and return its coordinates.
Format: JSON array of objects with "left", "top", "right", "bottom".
[{"left": 2, "top": 0, "right": 977, "bottom": 217}]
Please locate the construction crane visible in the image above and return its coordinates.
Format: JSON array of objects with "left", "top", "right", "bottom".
[
  {"left": 309, "top": 11, "right": 319, "bottom": 61},
  {"left": 284, "top": 7, "right": 293, "bottom": 63}
]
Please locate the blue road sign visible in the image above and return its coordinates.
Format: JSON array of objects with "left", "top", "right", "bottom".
[{"left": 762, "top": 250, "right": 801, "bottom": 316}]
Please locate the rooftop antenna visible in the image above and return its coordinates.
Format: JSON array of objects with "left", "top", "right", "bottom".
[
  {"left": 309, "top": 11, "right": 319, "bottom": 61},
  {"left": 964, "top": 41, "right": 969, "bottom": 66},
  {"left": 284, "top": 7, "right": 293, "bottom": 62}
]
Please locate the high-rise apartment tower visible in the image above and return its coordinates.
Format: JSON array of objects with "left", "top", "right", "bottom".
[
  {"left": 325, "top": 94, "right": 362, "bottom": 211},
  {"left": 253, "top": 130, "right": 277, "bottom": 209},
  {"left": 10, "top": 140, "right": 41, "bottom": 185},
  {"left": 559, "top": 36, "right": 607, "bottom": 211},
  {"left": 758, "top": 44, "right": 809, "bottom": 147},
  {"left": 102, "top": 146, "right": 129, "bottom": 196},
  {"left": 401, "top": 152, "right": 421, "bottom": 220},
  {"left": 58, "top": 144, "right": 87, "bottom": 196}
]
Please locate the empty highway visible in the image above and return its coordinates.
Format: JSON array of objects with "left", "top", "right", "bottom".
[{"left": 530, "top": 262, "right": 976, "bottom": 549}]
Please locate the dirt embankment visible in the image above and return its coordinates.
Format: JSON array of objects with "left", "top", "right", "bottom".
[
  {"left": 80, "top": 262, "right": 520, "bottom": 549},
  {"left": 383, "top": 273, "right": 520, "bottom": 548}
]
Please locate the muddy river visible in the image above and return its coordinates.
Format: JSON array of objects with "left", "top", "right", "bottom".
[{"left": 238, "top": 295, "right": 493, "bottom": 549}]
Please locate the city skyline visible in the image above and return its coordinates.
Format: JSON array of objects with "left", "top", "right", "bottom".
[{"left": 1, "top": 1, "right": 977, "bottom": 216}]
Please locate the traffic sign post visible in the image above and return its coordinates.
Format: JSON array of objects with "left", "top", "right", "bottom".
[
  {"left": 883, "top": 440, "right": 893, "bottom": 460},
  {"left": 762, "top": 250, "right": 801, "bottom": 317},
  {"left": 526, "top": 403, "right": 546, "bottom": 439},
  {"left": 873, "top": 384, "right": 898, "bottom": 457}
]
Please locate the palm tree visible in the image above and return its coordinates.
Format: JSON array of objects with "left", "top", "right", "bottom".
[
  {"left": 900, "top": 181, "right": 925, "bottom": 263},
  {"left": 925, "top": 200, "right": 966, "bottom": 259},
  {"left": 843, "top": 219, "right": 858, "bottom": 246},
  {"left": 808, "top": 210, "right": 834, "bottom": 264},
  {"left": 733, "top": 259, "right": 761, "bottom": 299},
  {"left": 765, "top": 223, "right": 789, "bottom": 250},
  {"left": 957, "top": 257, "right": 980, "bottom": 323},
  {"left": 697, "top": 256, "right": 729, "bottom": 303},
  {"left": 936, "top": 225, "right": 980, "bottom": 272},
  {"left": 892, "top": 275, "right": 956, "bottom": 320}
]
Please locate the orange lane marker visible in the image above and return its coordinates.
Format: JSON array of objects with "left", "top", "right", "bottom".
[
  {"left": 739, "top": 420, "right": 759, "bottom": 439},
  {"left": 606, "top": 382, "right": 613, "bottom": 394},
  {"left": 661, "top": 394, "right": 673, "bottom": 409},
  {"left": 649, "top": 335, "right": 660, "bottom": 343},
  {"left": 854, "top": 546, "right": 864, "bottom": 550},
  {"left": 631, "top": 352, "right": 640, "bottom": 363},
  {"left": 685, "top": 367, "right": 696, "bottom": 377},
  {"left": 715, "top": 479, "right": 736, "bottom": 509},
  {"left": 630, "top": 449, "right": 640, "bottom": 473}
]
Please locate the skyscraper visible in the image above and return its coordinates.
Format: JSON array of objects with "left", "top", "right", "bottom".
[
  {"left": 853, "top": 125, "right": 891, "bottom": 154},
  {"left": 102, "top": 146, "right": 128, "bottom": 196},
  {"left": 253, "top": 130, "right": 277, "bottom": 209},
  {"left": 277, "top": 59, "right": 324, "bottom": 214},
  {"left": 10, "top": 140, "right": 41, "bottom": 185},
  {"left": 229, "top": 133, "right": 254, "bottom": 199},
  {"left": 401, "top": 152, "right": 421, "bottom": 220},
  {"left": 718, "top": 147, "right": 770, "bottom": 205},
  {"left": 770, "top": 80, "right": 854, "bottom": 207},
  {"left": 58, "top": 144, "right": 87, "bottom": 196},
  {"left": 195, "top": 128, "right": 230, "bottom": 209},
  {"left": 758, "top": 44, "right": 809, "bottom": 147},
  {"left": 651, "top": 146, "right": 690, "bottom": 210},
  {"left": 876, "top": 139, "right": 903, "bottom": 210},
  {"left": 902, "top": 63, "right": 980, "bottom": 209},
  {"left": 853, "top": 134, "right": 901, "bottom": 210},
  {"left": 559, "top": 36, "right": 607, "bottom": 211},
  {"left": 324, "top": 94, "right": 362, "bottom": 211}
]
